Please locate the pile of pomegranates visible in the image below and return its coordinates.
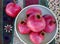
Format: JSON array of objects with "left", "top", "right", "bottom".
[{"left": 17, "top": 7, "right": 56, "bottom": 44}]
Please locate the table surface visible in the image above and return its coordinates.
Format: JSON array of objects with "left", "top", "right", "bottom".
[{"left": 2, "top": 0, "right": 60, "bottom": 44}]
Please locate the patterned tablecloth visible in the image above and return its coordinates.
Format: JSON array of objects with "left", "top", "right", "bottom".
[
  {"left": 13, "top": 0, "right": 60, "bottom": 44},
  {"left": 48, "top": 0, "right": 60, "bottom": 44}
]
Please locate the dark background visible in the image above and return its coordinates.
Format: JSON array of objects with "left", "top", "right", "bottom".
[{"left": 0, "top": 0, "right": 3, "bottom": 44}]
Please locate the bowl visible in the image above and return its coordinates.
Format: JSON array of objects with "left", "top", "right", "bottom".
[{"left": 14, "top": 5, "right": 58, "bottom": 44}]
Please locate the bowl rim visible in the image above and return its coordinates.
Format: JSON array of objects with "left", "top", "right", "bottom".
[{"left": 14, "top": 5, "right": 58, "bottom": 44}]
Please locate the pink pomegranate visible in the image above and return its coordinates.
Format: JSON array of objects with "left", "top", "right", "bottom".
[
  {"left": 27, "top": 13, "right": 46, "bottom": 32},
  {"left": 26, "top": 7, "right": 42, "bottom": 17},
  {"left": 30, "top": 32, "right": 44, "bottom": 44},
  {"left": 43, "top": 14, "right": 56, "bottom": 33},
  {"left": 5, "top": 2, "right": 21, "bottom": 18},
  {"left": 17, "top": 21, "right": 31, "bottom": 34}
]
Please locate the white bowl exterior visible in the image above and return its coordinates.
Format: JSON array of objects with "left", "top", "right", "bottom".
[{"left": 14, "top": 5, "right": 58, "bottom": 44}]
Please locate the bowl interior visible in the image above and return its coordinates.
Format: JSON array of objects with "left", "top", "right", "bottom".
[{"left": 15, "top": 5, "right": 57, "bottom": 44}]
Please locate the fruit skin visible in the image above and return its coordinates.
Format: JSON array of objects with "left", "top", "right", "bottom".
[
  {"left": 5, "top": 2, "right": 21, "bottom": 18},
  {"left": 17, "top": 21, "right": 31, "bottom": 34},
  {"left": 30, "top": 32, "right": 44, "bottom": 44},
  {"left": 43, "top": 14, "right": 56, "bottom": 33},
  {"left": 26, "top": 7, "right": 42, "bottom": 17},
  {"left": 27, "top": 13, "right": 46, "bottom": 32}
]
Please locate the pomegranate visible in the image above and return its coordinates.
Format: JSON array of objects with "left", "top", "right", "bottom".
[
  {"left": 17, "top": 21, "right": 31, "bottom": 34},
  {"left": 5, "top": 2, "right": 21, "bottom": 18},
  {"left": 26, "top": 7, "right": 42, "bottom": 18},
  {"left": 27, "top": 13, "right": 46, "bottom": 32},
  {"left": 30, "top": 32, "right": 44, "bottom": 44},
  {"left": 43, "top": 14, "right": 56, "bottom": 33}
]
